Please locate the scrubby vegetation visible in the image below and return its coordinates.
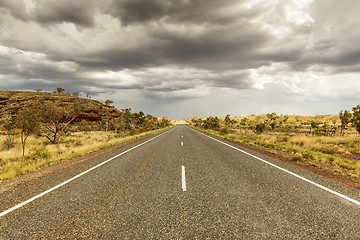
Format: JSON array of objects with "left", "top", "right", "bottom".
[
  {"left": 0, "top": 90, "right": 174, "bottom": 181},
  {"left": 188, "top": 110, "right": 360, "bottom": 182}
]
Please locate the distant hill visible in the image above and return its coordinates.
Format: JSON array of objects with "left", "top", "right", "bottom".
[{"left": 0, "top": 90, "right": 121, "bottom": 122}]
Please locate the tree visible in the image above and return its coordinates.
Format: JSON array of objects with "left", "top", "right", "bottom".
[
  {"left": 105, "top": 99, "right": 113, "bottom": 106},
  {"left": 309, "top": 121, "right": 319, "bottom": 135},
  {"left": 159, "top": 117, "right": 171, "bottom": 128},
  {"left": 202, "top": 116, "right": 220, "bottom": 130},
  {"left": 101, "top": 112, "right": 113, "bottom": 132},
  {"left": 35, "top": 89, "right": 42, "bottom": 92},
  {"left": 39, "top": 101, "right": 83, "bottom": 144},
  {"left": 15, "top": 109, "right": 39, "bottom": 160},
  {"left": 239, "top": 118, "right": 248, "bottom": 132},
  {"left": 266, "top": 112, "right": 279, "bottom": 130},
  {"left": 255, "top": 122, "right": 266, "bottom": 133},
  {"left": 56, "top": 87, "right": 65, "bottom": 94},
  {"left": 191, "top": 117, "right": 202, "bottom": 127},
  {"left": 352, "top": 105, "right": 360, "bottom": 135},
  {"left": 224, "top": 114, "right": 232, "bottom": 126},
  {"left": 2, "top": 117, "right": 17, "bottom": 150},
  {"left": 121, "top": 108, "right": 133, "bottom": 130},
  {"left": 339, "top": 110, "right": 352, "bottom": 133}
]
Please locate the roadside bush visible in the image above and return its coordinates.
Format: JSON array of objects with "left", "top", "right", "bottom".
[
  {"left": 291, "top": 154, "right": 303, "bottom": 162},
  {"left": 302, "top": 152, "right": 314, "bottom": 160},
  {"left": 277, "top": 136, "right": 289, "bottom": 142},
  {"left": 255, "top": 123, "right": 266, "bottom": 133},
  {"left": 220, "top": 127, "right": 229, "bottom": 135},
  {"left": 2, "top": 134, "right": 16, "bottom": 150},
  {"left": 311, "top": 146, "right": 337, "bottom": 155},
  {"left": 29, "top": 146, "right": 51, "bottom": 160}
]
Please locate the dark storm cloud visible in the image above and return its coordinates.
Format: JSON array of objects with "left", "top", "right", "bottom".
[
  {"left": 33, "top": 0, "right": 97, "bottom": 27},
  {"left": 0, "top": 0, "right": 28, "bottom": 21},
  {"left": 74, "top": 19, "right": 271, "bottom": 73},
  {"left": 208, "top": 71, "right": 253, "bottom": 89},
  {"left": 0, "top": 0, "right": 97, "bottom": 27},
  {"left": 108, "top": 0, "right": 259, "bottom": 26},
  {"left": 109, "top": 0, "right": 168, "bottom": 25},
  {"left": 1, "top": 0, "right": 360, "bottom": 118},
  {"left": 0, "top": 48, "right": 76, "bottom": 80},
  {"left": 75, "top": 48, "right": 160, "bottom": 71}
]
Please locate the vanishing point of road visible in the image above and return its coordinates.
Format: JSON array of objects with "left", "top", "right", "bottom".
[{"left": 1, "top": 124, "right": 359, "bottom": 239}]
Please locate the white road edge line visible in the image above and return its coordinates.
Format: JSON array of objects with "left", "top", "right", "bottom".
[
  {"left": 0, "top": 129, "right": 171, "bottom": 218},
  {"left": 194, "top": 128, "right": 360, "bottom": 207},
  {"left": 182, "top": 165, "right": 187, "bottom": 191}
]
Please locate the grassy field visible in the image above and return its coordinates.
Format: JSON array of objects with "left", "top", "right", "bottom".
[
  {"left": 187, "top": 115, "right": 360, "bottom": 182},
  {"left": 0, "top": 127, "right": 172, "bottom": 181}
]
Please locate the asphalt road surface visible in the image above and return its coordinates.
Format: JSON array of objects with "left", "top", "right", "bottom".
[{"left": 1, "top": 124, "right": 360, "bottom": 239}]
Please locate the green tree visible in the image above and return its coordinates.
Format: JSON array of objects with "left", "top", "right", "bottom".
[
  {"left": 191, "top": 117, "right": 202, "bottom": 127},
  {"left": 202, "top": 116, "right": 220, "bottom": 130},
  {"left": 105, "top": 99, "right": 113, "bottom": 106},
  {"left": 56, "top": 87, "right": 65, "bottom": 94},
  {"left": 339, "top": 110, "right": 352, "bottom": 133},
  {"left": 101, "top": 112, "right": 113, "bottom": 132},
  {"left": 121, "top": 108, "right": 133, "bottom": 130},
  {"left": 15, "top": 109, "right": 40, "bottom": 159},
  {"left": 40, "top": 101, "right": 83, "bottom": 144},
  {"left": 266, "top": 112, "right": 279, "bottom": 130},
  {"left": 352, "top": 105, "right": 360, "bottom": 135},
  {"left": 2, "top": 117, "right": 17, "bottom": 150},
  {"left": 224, "top": 114, "right": 232, "bottom": 126},
  {"left": 239, "top": 118, "right": 248, "bottom": 132},
  {"left": 159, "top": 117, "right": 171, "bottom": 128},
  {"left": 309, "top": 121, "right": 319, "bottom": 135},
  {"left": 255, "top": 122, "right": 266, "bottom": 133}
]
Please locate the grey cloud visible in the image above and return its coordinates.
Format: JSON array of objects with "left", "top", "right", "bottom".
[
  {"left": 109, "top": 0, "right": 168, "bottom": 25},
  {"left": 74, "top": 21, "right": 271, "bottom": 72},
  {"left": 75, "top": 48, "right": 160, "bottom": 71},
  {"left": 33, "top": 0, "right": 97, "bottom": 27},
  {"left": 0, "top": 0, "right": 98, "bottom": 27},
  {"left": 293, "top": 47, "right": 360, "bottom": 73},
  {"left": 1, "top": 0, "right": 360, "bottom": 118},
  {"left": 0, "top": 0, "right": 28, "bottom": 21},
  {"left": 108, "top": 0, "right": 257, "bottom": 26},
  {"left": 207, "top": 71, "right": 253, "bottom": 89}
]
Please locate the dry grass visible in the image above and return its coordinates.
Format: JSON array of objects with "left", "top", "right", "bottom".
[
  {"left": 189, "top": 124, "right": 360, "bottom": 181},
  {"left": 0, "top": 127, "right": 172, "bottom": 181}
]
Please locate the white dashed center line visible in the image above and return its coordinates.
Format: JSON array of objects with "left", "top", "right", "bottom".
[{"left": 182, "top": 165, "right": 187, "bottom": 191}]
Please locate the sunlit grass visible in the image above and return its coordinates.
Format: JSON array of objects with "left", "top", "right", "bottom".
[
  {"left": 189, "top": 125, "right": 360, "bottom": 180},
  {"left": 0, "top": 127, "right": 172, "bottom": 181}
]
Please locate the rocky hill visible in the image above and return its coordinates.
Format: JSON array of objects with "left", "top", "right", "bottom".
[{"left": 0, "top": 90, "right": 121, "bottom": 122}]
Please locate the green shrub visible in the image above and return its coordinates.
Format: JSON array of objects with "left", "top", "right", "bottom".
[
  {"left": 302, "top": 152, "right": 314, "bottom": 160},
  {"left": 255, "top": 123, "right": 266, "bottom": 133},
  {"left": 311, "top": 146, "right": 337, "bottom": 155},
  {"left": 29, "top": 146, "right": 51, "bottom": 160},
  {"left": 2, "top": 135, "right": 16, "bottom": 150},
  {"left": 291, "top": 155, "right": 303, "bottom": 162},
  {"left": 220, "top": 127, "right": 229, "bottom": 135},
  {"left": 278, "top": 136, "right": 289, "bottom": 142}
]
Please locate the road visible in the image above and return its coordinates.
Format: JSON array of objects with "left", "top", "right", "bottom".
[{"left": 1, "top": 124, "right": 360, "bottom": 239}]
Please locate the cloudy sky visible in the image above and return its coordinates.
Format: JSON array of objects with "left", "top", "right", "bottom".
[{"left": 0, "top": 0, "right": 359, "bottom": 119}]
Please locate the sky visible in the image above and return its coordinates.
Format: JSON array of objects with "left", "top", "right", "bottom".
[{"left": 0, "top": 0, "right": 360, "bottom": 119}]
